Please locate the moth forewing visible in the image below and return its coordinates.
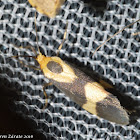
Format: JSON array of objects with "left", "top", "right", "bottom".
[{"left": 28, "top": 0, "right": 65, "bottom": 18}]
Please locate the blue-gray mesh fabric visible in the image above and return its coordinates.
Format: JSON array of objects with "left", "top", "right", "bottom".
[{"left": 0, "top": 0, "right": 140, "bottom": 139}]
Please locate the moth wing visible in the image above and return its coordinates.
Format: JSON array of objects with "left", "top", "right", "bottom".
[
  {"left": 28, "top": 0, "right": 65, "bottom": 18},
  {"left": 57, "top": 83, "right": 129, "bottom": 125}
]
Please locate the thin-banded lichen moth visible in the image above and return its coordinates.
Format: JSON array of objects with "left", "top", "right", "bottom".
[
  {"left": 28, "top": 0, "right": 65, "bottom": 18},
  {"left": 36, "top": 54, "right": 129, "bottom": 125},
  {"left": 12, "top": 19, "right": 140, "bottom": 125}
]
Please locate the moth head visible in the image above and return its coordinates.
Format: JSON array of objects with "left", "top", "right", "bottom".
[{"left": 36, "top": 54, "right": 63, "bottom": 74}]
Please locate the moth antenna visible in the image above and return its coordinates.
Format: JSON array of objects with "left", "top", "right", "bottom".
[
  {"left": 35, "top": 12, "right": 41, "bottom": 55},
  {"left": 9, "top": 55, "right": 41, "bottom": 70},
  {"left": 10, "top": 55, "right": 36, "bottom": 59},
  {"left": 56, "top": 22, "right": 68, "bottom": 56},
  {"left": 92, "top": 19, "right": 140, "bottom": 56}
]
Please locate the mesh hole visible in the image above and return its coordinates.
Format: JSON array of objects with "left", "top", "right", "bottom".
[
  {"left": 69, "top": 2, "right": 80, "bottom": 10},
  {"left": 128, "top": 54, "right": 137, "bottom": 62},
  {"left": 95, "top": 65, "right": 104, "bottom": 75},
  {"left": 128, "top": 8, "right": 136, "bottom": 18},
  {"left": 113, "top": 16, "right": 121, "bottom": 25},
  {"left": 4, "top": 3, "right": 14, "bottom": 11},
  {"left": 1, "top": 14, "right": 12, "bottom": 20},
  {"left": 95, "top": 31, "right": 103, "bottom": 41},
  {"left": 104, "top": 14, "right": 111, "bottom": 21},
  {"left": 83, "top": 27, "right": 92, "bottom": 37},
  {"left": 80, "top": 38, "right": 88, "bottom": 48},
  {"left": 131, "top": 43, "right": 139, "bottom": 52},
  {"left": 16, "top": 7, "right": 26, "bottom": 15}
]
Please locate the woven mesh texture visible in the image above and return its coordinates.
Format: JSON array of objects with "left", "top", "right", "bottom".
[{"left": 0, "top": 0, "right": 140, "bottom": 139}]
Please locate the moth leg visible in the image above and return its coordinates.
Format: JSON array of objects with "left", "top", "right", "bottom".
[
  {"left": 42, "top": 82, "right": 53, "bottom": 110},
  {"left": 132, "top": 31, "right": 140, "bottom": 36},
  {"left": 10, "top": 56, "right": 40, "bottom": 70},
  {"left": 13, "top": 45, "right": 37, "bottom": 56},
  {"left": 99, "top": 80, "right": 113, "bottom": 89},
  {"left": 56, "top": 22, "right": 68, "bottom": 56}
]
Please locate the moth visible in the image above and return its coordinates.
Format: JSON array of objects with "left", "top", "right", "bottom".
[
  {"left": 28, "top": 0, "right": 65, "bottom": 18},
  {"left": 12, "top": 19, "right": 140, "bottom": 125}
]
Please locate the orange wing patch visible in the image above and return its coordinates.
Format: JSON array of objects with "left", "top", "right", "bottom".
[{"left": 28, "top": 0, "right": 65, "bottom": 18}]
